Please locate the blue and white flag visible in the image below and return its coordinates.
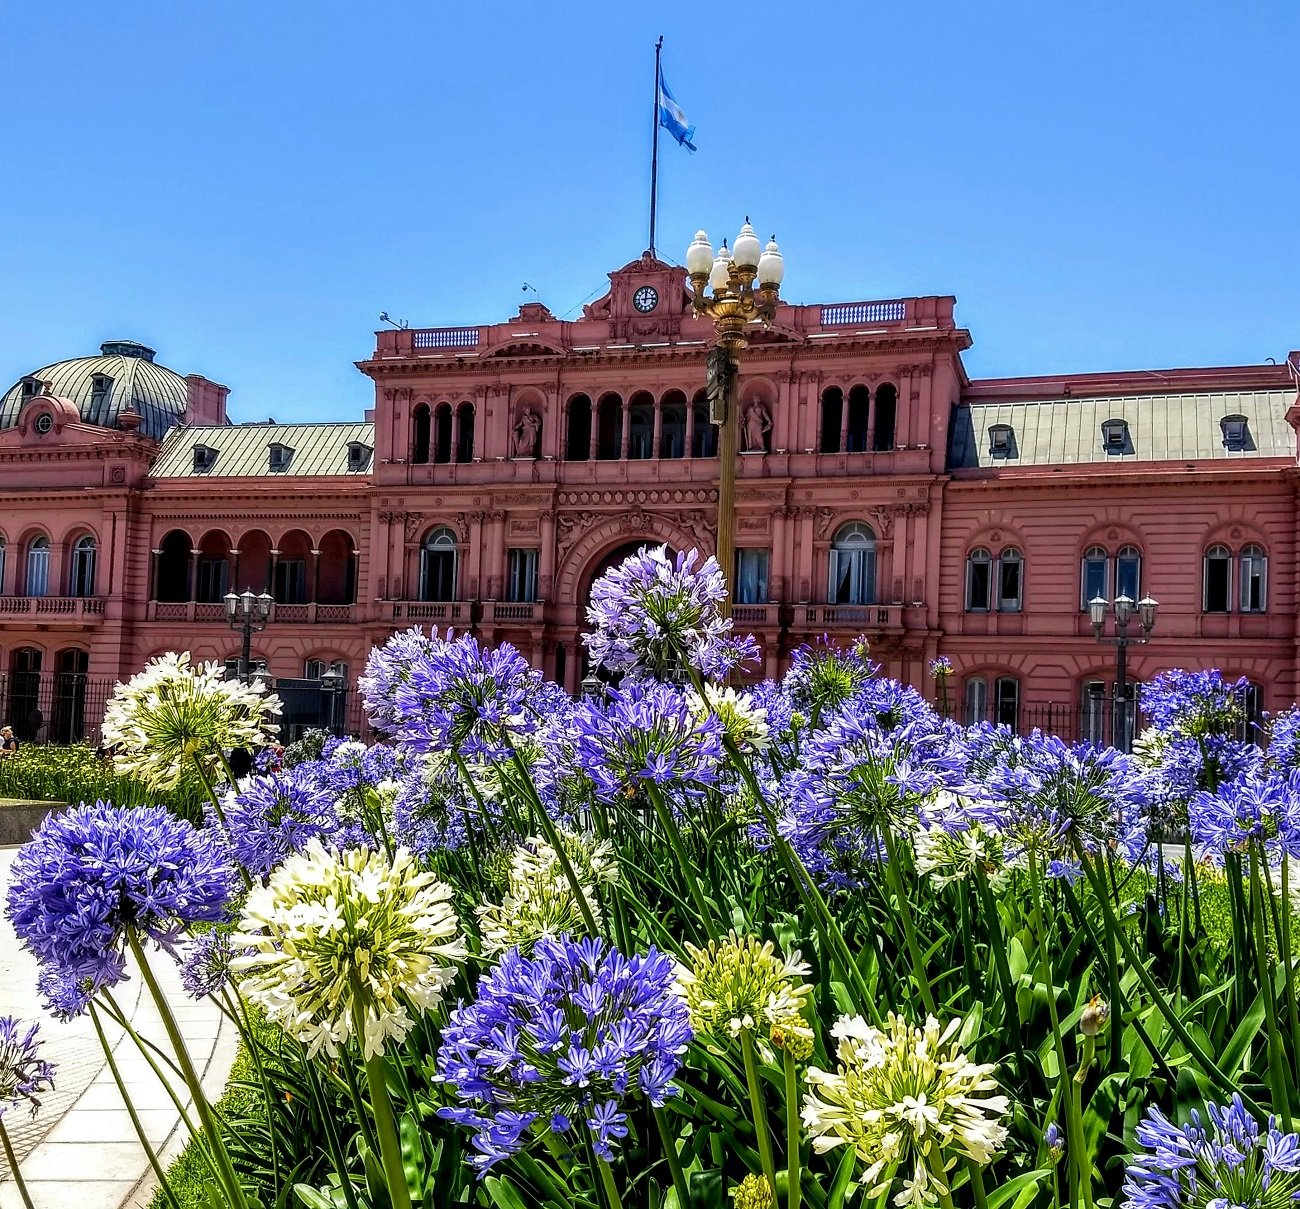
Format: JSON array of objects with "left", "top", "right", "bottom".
[{"left": 657, "top": 67, "right": 696, "bottom": 152}]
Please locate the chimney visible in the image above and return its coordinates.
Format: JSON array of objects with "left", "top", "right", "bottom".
[{"left": 184, "top": 375, "right": 231, "bottom": 425}]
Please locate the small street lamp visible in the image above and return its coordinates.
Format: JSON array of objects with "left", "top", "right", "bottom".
[
  {"left": 685, "top": 220, "right": 785, "bottom": 616},
  {"left": 1089, "top": 593, "right": 1158, "bottom": 751},
  {"left": 319, "top": 667, "right": 345, "bottom": 734},
  {"left": 580, "top": 672, "right": 606, "bottom": 703},
  {"left": 224, "top": 588, "right": 273, "bottom": 683}
]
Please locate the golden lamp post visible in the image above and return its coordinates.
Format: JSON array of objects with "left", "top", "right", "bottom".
[{"left": 685, "top": 221, "right": 785, "bottom": 617}]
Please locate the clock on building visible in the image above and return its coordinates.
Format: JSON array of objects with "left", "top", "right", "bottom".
[{"left": 632, "top": 285, "right": 659, "bottom": 313}]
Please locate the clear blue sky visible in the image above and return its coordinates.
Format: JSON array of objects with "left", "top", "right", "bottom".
[{"left": 3, "top": 2, "right": 1296, "bottom": 422}]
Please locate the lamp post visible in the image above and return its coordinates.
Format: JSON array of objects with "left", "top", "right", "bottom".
[
  {"left": 319, "top": 667, "right": 345, "bottom": 734},
  {"left": 223, "top": 588, "right": 273, "bottom": 682},
  {"left": 1089, "top": 593, "right": 1158, "bottom": 751},
  {"left": 685, "top": 220, "right": 785, "bottom": 616}
]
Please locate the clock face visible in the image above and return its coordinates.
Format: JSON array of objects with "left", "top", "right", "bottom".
[{"left": 633, "top": 285, "right": 659, "bottom": 313}]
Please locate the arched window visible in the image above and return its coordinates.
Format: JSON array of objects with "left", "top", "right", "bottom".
[
  {"left": 828, "top": 523, "right": 876, "bottom": 606},
  {"left": 819, "top": 387, "right": 843, "bottom": 453},
  {"left": 692, "top": 396, "right": 716, "bottom": 457},
  {"left": 997, "top": 547, "right": 1023, "bottom": 612},
  {"left": 0, "top": 537, "right": 6, "bottom": 594},
  {"left": 597, "top": 394, "right": 623, "bottom": 460},
  {"left": 1204, "top": 544, "right": 1232, "bottom": 613},
  {"left": 845, "top": 385, "right": 869, "bottom": 452},
  {"left": 412, "top": 404, "right": 431, "bottom": 465},
  {"left": 25, "top": 536, "right": 50, "bottom": 598},
  {"left": 433, "top": 404, "right": 453, "bottom": 464},
  {"left": 456, "top": 403, "right": 475, "bottom": 463},
  {"left": 419, "top": 527, "right": 458, "bottom": 602},
  {"left": 1081, "top": 546, "right": 1109, "bottom": 611},
  {"left": 660, "top": 392, "right": 687, "bottom": 459},
  {"left": 305, "top": 658, "right": 349, "bottom": 681},
  {"left": 872, "top": 384, "right": 898, "bottom": 451},
  {"left": 965, "top": 548, "right": 992, "bottom": 612},
  {"left": 68, "top": 535, "right": 96, "bottom": 597},
  {"left": 964, "top": 677, "right": 988, "bottom": 725},
  {"left": 628, "top": 394, "right": 655, "bottom": 460},
  {"left": 566, "top": 394, "right": 592, "bottom": 460},
  {"left": 1116, "top": 545, "right": 1141, "bottom": 600},
  {"left": 1240, "top": 545, "right": 1267, "bottom": 613}
]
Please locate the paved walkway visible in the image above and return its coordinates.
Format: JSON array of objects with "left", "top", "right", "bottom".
[{"left": 0, "top": 844, "right": 239, "bottom": 1209}]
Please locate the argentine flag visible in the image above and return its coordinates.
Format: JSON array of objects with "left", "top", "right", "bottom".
[{"left": 658, "top": 66, "right": 696, "bottom": 152}]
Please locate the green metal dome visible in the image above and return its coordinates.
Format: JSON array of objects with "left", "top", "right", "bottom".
[{"left": 0, "top": 341, "right": 189, "bottom": 439}]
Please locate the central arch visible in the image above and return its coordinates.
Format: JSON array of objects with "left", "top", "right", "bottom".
[{"left": 555, "top": 514, "right": 712, "bottom": 603}]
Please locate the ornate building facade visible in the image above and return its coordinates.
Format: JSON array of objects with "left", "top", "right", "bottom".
[{"left": 2, "top": 253, "right": 1298, "bottom": 740}]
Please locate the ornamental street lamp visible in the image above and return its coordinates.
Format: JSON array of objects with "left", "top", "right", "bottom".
[
  {"left": 685, "top": 220, "right": 785, "bottom": 617},
  {"left": 224, "top": 588, "right": 273, "bottom": 683},
  {"left": 1089, "top": 593, "right": 1158, "bottom": 751},
  {"left": 320, "top": 666, "right": 345, "bottom": 734}
]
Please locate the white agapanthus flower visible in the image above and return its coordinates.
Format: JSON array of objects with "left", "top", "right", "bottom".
[
  {"left": 688, "top": 685, "right": 770, "bottom": 753},
  {"left": 232, "top": 838, "right": 466, "bottom": 1058},
  {"left": 910, "top": 792, "right": 1007, "bottom": 889},
  {"left": 802, "top": 1013, "right": 1010, "bottom": 1206},
  {"left": 101, "top": 652, "right": 280, "bottom": 789},
  {"left": 476, "top": 830, "right": 617, "bottom": 956}
]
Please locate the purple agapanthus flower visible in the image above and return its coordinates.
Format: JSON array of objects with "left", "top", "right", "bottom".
[
  {"left": 571, "top": 681, "right": 723, "bottom": 802},
  {"left": 0, "top": 1016, "right": 56, "bottom": 1118},
  {"left": 783, "top": 636, "right": 879, "bottom": 720},
  {"left": 391, "top": 753, "right": 485, "bottom": 856},
  {"left": 583, "top": 545, "right": 758, "bottom": 683},
  {"left": 1189, "top": 768, "right": 1300, "bottom": 861},
  {"left": 358, "top": 627, "right": 442, "bottom": 736},
  {"left": 4, "top": 802, "right": 236, "bottom": 1013},
  {"left": 436, "top": 935, "right": 692, "bottom": 1171},
  {"left": 220, "top": 771, "right": 338, "bottom": 877},
  {"left": 1122, "top": 1094, "right": 1300, "bottom": 1209},
  {"left": 1269, "top": 708, "right": 1300, "bottom": 774},
  {"left": 1142, "top": 669, "right": 1253, "bottom": 738},
  {"left": 178, "top": 928, "right": 234, "bottom": 1000},
  {"left": 391, "top": 634, "right": 541, "bottom": 759}
]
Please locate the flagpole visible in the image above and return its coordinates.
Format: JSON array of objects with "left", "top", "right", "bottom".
[{"left": 649, "top": 35, "right": 663, "bottom": 257}]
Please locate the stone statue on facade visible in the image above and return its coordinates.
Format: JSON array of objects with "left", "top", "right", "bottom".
[
  {"left": 741, "top": 401, "right": 771, "bottom": 453},
  {"left": 512, "top": 409, "right": 541, "bottom": 458}
]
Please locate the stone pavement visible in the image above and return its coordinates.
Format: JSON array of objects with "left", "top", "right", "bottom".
[{"left": 0, "top": 843, "right": 239, "bottom": 1209}]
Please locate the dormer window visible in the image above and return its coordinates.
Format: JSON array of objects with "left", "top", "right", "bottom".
[
  {"left": 20, "top": 376, "right": 44, "bottom": 399},
  {"left": 192, "top": 444, "right": 217, "bottom": 473},
  {"left": 268, "top": 443, "right": 293, "bottom": 472},
  {"left": 346, "top": 441, "right": 373, "bottom": 472},
  {"left": 1220, "top": 414, "right": 1249, "bottom": 450},
  {"left": 89, "top": 374, "right": 113, "bottom": 424},
  {"left": 1101, "top": 418, "right": 1129, "bottom": 454},
  {"left": 988, "top": 424, "right": 1015, "bottom": 459}
]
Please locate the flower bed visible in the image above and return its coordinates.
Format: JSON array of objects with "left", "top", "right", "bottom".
[{"left": 4, "top": 546, "right": 1300, "bottom": 1209}]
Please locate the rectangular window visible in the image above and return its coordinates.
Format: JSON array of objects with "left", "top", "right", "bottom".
[
  {"left": 963, "top": 678, "right": 988, "bottom": 725},
  {"left": 1241, "top": 550, "right": 1267, "bottom": 613},
  {"left": 274, "top": 559, "right": 306, "bottom": 604},
  {"left": 965, "top": 557, "right": 991, "bottom": 612},
  {"left": 1082, "top": 680, "right": 1107, "bottom": 745},
  {"left": 734, "top": 549, "right": 770, "bottom": 605},
  {"left": 997, "top": 554, "right": 1022, "bottom": 612},
  {"left": 1116, "top": 551, "right": 1141, "bottom": 600},
  {"left": 195, "top": 558, "right": 228, "bottom": 603},
  {"left": 1204, "top": 555, "right": 1231, "bottom": 613},
  {"left": 994, "top": 677, "right": 1019, "bottom": 729},
  {"left": 1082, "top": 554, "right": 1108, "bottom": 611},
  {"left": 507, "top": 549, "right": 539, "bottom": 603}
]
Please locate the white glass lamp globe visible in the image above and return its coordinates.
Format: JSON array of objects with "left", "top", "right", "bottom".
[
  {"left": 686, "top": 230, "right": 714, "bottom": 276},
  {"left": 732, "top": 219, "right": 761, "bottom": 269}
]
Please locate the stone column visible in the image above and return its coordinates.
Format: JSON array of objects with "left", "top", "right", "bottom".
[
  {"left": 589, "top": 406, "right": 600, "bottom": 460},
  {"left": 838, "top": 387, "right": 850, "bottom": 453},
  {"left": 619, "top": 398, "right": 631, "bottom": 459},
  {"left": 310, "top": 549, "right": 321, "bottom": 603},
  {"left": 186, "top": 548, "right": 198, "bottom": 602},
  {"left": 685, "top": 400, "right": 696, "bottom": 459},
  {"left": 652, "top": 399, "right": 663, "bottom": 459}
]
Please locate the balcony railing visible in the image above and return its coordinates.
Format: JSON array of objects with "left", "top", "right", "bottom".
[
  {"left": 411, "top": 327, "right": 481, "bottom": 350},
  {"left": 483, "top": 601, "right": 541, "bottom": 624},
  {"left": 0, "top": 596, "right": 106, "bottom": 621},
  {"left": 732, "top": 604, "right": 779, "bottom": 628},
  {"left": 801, "top": 603, "right": 903, "bottom": 629},
  {"left": 148, "top": 601, "right": 355, "bottom": 624},
  {"left": 389, "top": 600, "right": 466, "bottom": 624},
  {"left": 819, "top": 300, "right": 908, "bottom": 327}
]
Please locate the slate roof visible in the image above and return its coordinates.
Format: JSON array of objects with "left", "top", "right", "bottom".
[
  {"left": 150, "top": 422, "right": 375, "bottom": 478},
  {"left": 949, "top": 389, "right": 1295, "bottom": 469}
]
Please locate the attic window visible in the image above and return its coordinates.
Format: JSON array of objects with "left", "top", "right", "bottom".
[
  {"left": 1220, "top": 414, "right": 1249, "bottom": 450},
  {"left": 268, "top": 443, "right": 293, "bottom": 471},
  {"left": 1101, "top": 418, "right": 1129, "bottom": 453},
  {"left": 346, "top": 441, "right": 373, "bottom": 471},
  {"left": 20, "top": 376, "right": 44, "bottom": 398},
  {"left": 988, "top": 424, "right": 1015, "bottom": 458},
  {"left": 192, "top": 444, "right": 217, "bottom": 473}
]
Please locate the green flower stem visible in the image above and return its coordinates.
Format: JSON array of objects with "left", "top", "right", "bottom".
[
  {"left": 219, "top": 987, "right": 281, "bottom": 1190},
  {"left": 966, "top": 1161, "right": 989, "bottom": 1209},
  {"left": 880, "top": 826, "right": 936, "bottom": 1015},
  {"left": 920, "top": 1144, "right": 956, "bottom": 1209},
  {"left": 98, "top": 989, "right": 188, "bottom": 1084},
  {"left": 1281, "top": 855, "right": 1300, "bottom": 1088},
  {"left": 956, "top": 880, "right": 980, "bottom": 1002},
  {"left": 1226, "top": 851, "right": 1252, "bottom": 1018},
  {"left": 190, "top": 752, "right": 230, "bottom": 829},
  {"left": 126, "top": 930, "right": 250, "bottom": 1209},
  {"left": 0, "top": 1118, "right": 37, "bottom": 1209},
  {"left": 784, "top": 1049, "right": 803, "bottom": 1209},
  {"left": 349, "top": 981, "right": 413, "bottom": 1209},
  {"left": 1075, "top": 841, "right": 1267, "bottom": 1115},
  {"left": 653, "top": 1105, "right": 692, "bottom": 1209},
  {"left": 740, "top": 1031, "right": 780, "bottom": 1206},
  {"left": 507, "top": 749, "right": 603, "bottom": 938},
  {"left": 595, "top": 1154, "right": 626, "bottom": 1209},
  {"left": 337, "top": 1037, "right": 381, "bottom": 1161},
  {"left": 643, "top": 779, "right": 720, "bottom": 943},
  {"left": 89, "top": 1002, "right": 183, "bottom": 1209},
  {"left": 451, "top": 751, "right": 508, "bottom": 843},
  {"left": 99, "top": 989, "right": 201, "bottom": 1139},
  {"left": 1249, "top": 846, "right": 1293, "bottom": 1129},
  {"left": 1027, "top": 854, "right": 1090, "bottom": 1209},
  {"left": 303, "top": 1059, "right": 364, "bottom": 1209},
  {"left": 721, "top": 736, "right": 881, "bottom": 1024},
  {"left": 974, "top": 868, "right": 1021, "bottom": 1060}
]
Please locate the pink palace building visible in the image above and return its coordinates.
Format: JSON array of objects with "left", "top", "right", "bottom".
[{"left": 2, "top": 250, "right": 1299, "bottom": 742}]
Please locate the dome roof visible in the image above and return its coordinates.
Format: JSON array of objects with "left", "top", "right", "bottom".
[{"left": 0, "top": 341, "right": 189, "bottom": 440}]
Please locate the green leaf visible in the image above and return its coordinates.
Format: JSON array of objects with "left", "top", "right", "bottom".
[
  {"left": 292, "top": 1189, "right": 336, "bottom": 1209},
  {"left": 987, "top": 1168, "right": 1052, "bottom": 1209},
  {"left": 484, "top": 1175, "right": 530, "bottom": 1209},
  {"left": 1218, "top": 989, "right": 1266, "bottom": 1076},
  {"left": 827, "top": 1150, "right": 858, "bottom": 1209}
]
